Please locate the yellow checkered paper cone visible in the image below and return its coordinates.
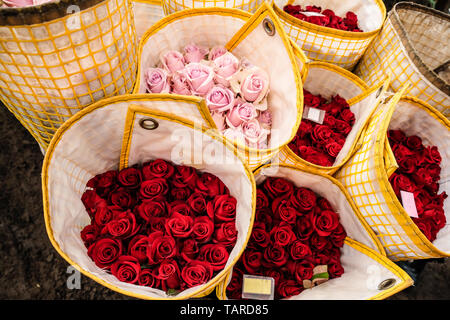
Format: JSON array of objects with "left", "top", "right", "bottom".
[
  {"left": 216, "top": 163, "right": 413, "bottom": 300},
  {"left": 135, "top": 3, "right": 306, "bottom": 170},
  {"left": 0, "top": 0, "right": 138, "bottom": 152},
  {"left": 335, "top": 92, "right": 450, "bottom": 261},
  {"left": 162, "top": 0, "right": 266, "bottom": 15},
  {"left": 132, "top": 0, "right": 165, "bottom": 40},
  {"left": 272, "top": 0, "right": 386, "bottom": 70},
  {"left": 42, "top": 94, "right": 257, "bottom": 299},
  {"left": 275, "top": 61, "right": 389, "bottom": 175},
  {"left": 355, "top": 2, "right": 450, "bottom": 118}
]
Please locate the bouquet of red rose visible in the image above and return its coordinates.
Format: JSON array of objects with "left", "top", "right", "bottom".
[
  {"left": 80, "top": 159, "right": 239, "bottom": 294},
  {"left": 283, "top": 4, "right": 362, "bottom": 32},
  {"left": 225, "top": 176, "right": 346, "bottom": 299},
  {"left": 387, "top": 130, "right": 447, "bottom": 242},
  {"left": 288, "top": 89, "right": 355, "bottom": 167}
]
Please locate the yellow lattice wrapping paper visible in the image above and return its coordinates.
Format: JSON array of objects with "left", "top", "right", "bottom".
[
  {"left": 275, "top": 61, "right": 388, "bottom": 175},
  {"left": 132, "top": 0, "right": 165, "bottom": 40},
  {"left": 42, "top": 94, "right": 256, "bottom": 299},
  {"left": 272, "top": 0, "right": 386, "bottom": 70},
  {"left": 134, "top": 3, "right": 306, "bottom": 170},
  {"left": 335, "top": 93, "right": 450, "bottom": 261},
  {"left": 216, "top": 164, "right": 413, "bottom": 300},
  {"left": 355, "top": 2, "right": 450, "bottom": 119},
  {"left": 0, "top": 0, "right": 137, "bottom": 152},
  {"left": 162, "top": 0, "right": 265, "bottom": 15}
]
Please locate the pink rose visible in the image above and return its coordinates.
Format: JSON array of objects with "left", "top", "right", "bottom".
[
  {"left": 242, "top": 119, "right": 267, "bottom": 147},
  {"left": 211, "top": 111, "right": 226, "bottom": 131},
  {"left": 213, "top": 52, "right": 240, "bottom": 87},
  {"left": 183, "top": 43, "right": 209, "bottom": 63},
  {"left": 205, "top": 86, "right": 235, "bottom": 113},
  {"left": 144, "top": 68, "right": 170, "bottom": 93},
  {"left": 3, "top": 0, "right": 33, "bottom": 6},
  {"left": 226, "top": 102, "right": 257, "bottom": 128},
  {"left": 170, "top": 73, "right": 191, "bottom": 95},
  {"left": 208, "top": 46, "right": 227, "bottom": 61},
  {"left": 182, "top": 63, "right": 215, "bottom": 96},
  {"left": 240, "top": 68, "right": 270, "bottom": 105},
  {"left": 160, "top": 51, "right": 185, "bottom": 73},
  {"left": 257, "top": 110, "right": 272, "bottom": 131}
]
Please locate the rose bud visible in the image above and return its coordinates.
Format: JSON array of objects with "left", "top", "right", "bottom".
[
  {"left": 212, "top": 52, "right": 240, "bottom": 86},
  {"left": 183, "top": 43, "right": 209, "bottom": 63},
  {"left": 205, "top": 85, "right": 235, "bottom": 113},
  {"left": 144, "top": 68, "right": 170, "bottom": 93},
  {"left": 226, "top": 101, "right": 257, "bottom": 128},
  {"left": 160, "top": 50, "right": 185, "bottom": 73},
  {"left": 208, "top": 46, "right": 228, "bottom": 61},
  {"left": 181, "top": 62, "right": 215, "bottom": 96}
]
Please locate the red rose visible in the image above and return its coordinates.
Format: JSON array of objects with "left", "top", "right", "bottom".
[
  {"left": 155, "top": 259, "right": 180, "bottom": 291},
  {"left": 311, "top": 125, "right": 334, "bottom": 144},
  {"left": 388, "top": 130, "right": 406, "bottom": 144},
  {"left": 289, "top": 187, "right": 317, "bottom": 213},
  {"left": 323, "top": 114, "right": 336, "bottom": 127},
  {"left": 414, "top": 218, "right": 434, "bottom": 242},
  {"left": 389, "top": 173, "right": 417, "bottom": 196},
  {"left": 103, "top": 211, "right": 140, "bottom": 239},
  {"left": 262, "top": 177, "right": 294, "bottom": 200},
  {"left": 276, "top": 279, "right": 302, "bottom": 299},
  {"left": 187, "top": 192, "right": 207, "bottom": 215},
  {"left": 94, "top": 205, "right": 122, "bottom": 226},
  {"left": 324, "top": 141, "right": 343, "bottom": 158},
  {"left": 272, "top": 198, "right": 297, "bottom": 224},
  {"left": 263, "top": 245, "right": 288, "bottom": 268},
  {"left": 312, "top": 210, "right": 340, "bottom": 236},
  {"left": 198, "top": 244, "right": 229, "bottom": 272},
  {"left": 181, "top": 260, "right": 213, "bottom": 288},
  {"left": 88, "top": 238, "right": 123, "bottom": 269},
  {"left": 289, "top": 260, "right": 314, "bottom": 282},
  {"left": 170, "top": 187, "right": 191, "bottom": 201},
  {"left": 333, "top": 119, "right": 352, "bottom": 135},
  {"left": 196, "top": 172, "right": 229, "bottom": 197},
  {"left": 405, "top": 135, "right": 424, "bottom": 151},
  {"left": 136, "top": 197, "right": 168, "bottom": 222},
  {"left": 214, "top": 222, "right": 238, "bottom": 248},
  {"left": 328, "top": 259, "right": 344, "bottom": 278},
  {"left": 309, "top": 233, "right": 329, "bottom": 252},
  {"left": 412, "top": 167, "right": 434, "bottom": 188},
  {"left": 81, "top": 190, "right": 107, "bottom": 218},
  {"left": 296, "top": 214, "right": 314, "bottom": 241},
  {"left": 165, "top": 212, "right": 194, "bottom": 238},
  {"left": 111, "top": 255, "right": 141, "bottom": 284},
  {"left": 330, "top": 224, "right": 347, "bottom": 247},
  {"left": 242, "top": 249, "right": 263, "bottom": 273},
  {"left": 256, "top": 189, "right": 269, "bottom": 210},
  {"left": 180, "top": 238, "right": 199, "bottom": 262},
  {"left": 398, "top": 157, "right": 417, "bottom": 174},
  {"left": 80, "top": 223, "right": 99, "bottom": 247},
  {"left": 343, "top": 11, "right": 358, "bottom": 29},
  {"left": 128, "top": 235, "right": 151, "bottom": 263},
  {"left": 249, "top": 222, "right": 270, "bottom": 248},
  {"left": 168, "top": 201, "right": 191, "bottom": 217},
  {"left": 424, "top": 146, "right": 442, "bottom": 165},
  {"left": 226, "top": 267, "right": 243, "bottom": 300},
  {"left": 139, "top": 178, "right": 169, "bottom": 199},
  {"left": 290, "top": 240, "right": 312, "bottom": 260},
  {"left": 424, "top": 164, "right": 441, "bottom": 182},
  {"left": 146, "top": 231, "right": 177, "bottom": 264},
  {"left": 172, "top": 165, "right": 198, "bottom": 189},
  {"left": 296, "top": 120, "right": 313, "bottom": 139},
  {"left": 138, "top": 268, "right": 159, "bottom": 287},
  {"left": 304, "top": 90, "right": 322, "bottom": 108},
  {"left": 317, "top": 197, "right": 333, "bottom": 210},
  {"left": 265, "top": 269, "right": 283, "bottom": 287},
  {"left": 117, "top": 167, "right": 142, "bottom": 190},
  {"left": 270, "top": 223, "right": 297, "bottom": 247},
  {"left": 392, "top": 144, "right": 415, "bottom": 160},
  {"left": 207, "top": 194, "right": 237, "bottom": 222},
  {"left": 299, "top": 146, "right": 334, "bottom": 166},
  {"left": 86, "top": 170, "right": 117, "bottom": 197},
  {"left": 192, "top": 216, "right": 214, "bottom": 243},
  {"left": 255, "top": 208, "right": 273, "bottom": 228},
  {"left": 142, "top": 159, "right": 175, "bottom": 180},
  {"left": 340, "top": 108, "right": 355, "bottom": 125},
  {"left": 109, "top": 187, "right": 135, "bottom": 209},
  {"left": 147, "top": 216, "right": 167, "bottom": 234}
]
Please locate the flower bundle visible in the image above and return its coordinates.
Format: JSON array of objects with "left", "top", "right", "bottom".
[
  {"left": 387, "top": 130, "right": 448, "bottom": 242},
  {"left": 283, "top": 4, "right": 362, "bottom": 32},
  {"left": 143, "top": 44, "right": 273, "bottom": 149},
  {"left": 288, "top": 89, "right": 355, "bottom": 166},
  {"left": 226, "top": 177, "right": 346, "bottom": 299},
  {"left": 80, "top": 159, "right": 238, "bottom": 293}
]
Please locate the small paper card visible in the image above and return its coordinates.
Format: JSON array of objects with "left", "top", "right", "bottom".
[
  {"left": 303, "top": 106, "right": 325, "bottom": 124},
  {"left": 242, "top": 275, "right": 275, "bottom": 300},
  {"left": 301, "top": 12, "right": 326, "bottom": 17},
  {"left": 400, "top": 190, "right": 419, "bottom": 218}
]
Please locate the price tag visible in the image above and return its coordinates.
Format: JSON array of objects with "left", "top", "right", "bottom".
[
  {"left": 301, "top": 11, "right": 326, "bottom": 17},
  {"left": 400, "top": 190, "right": 419, "bottom": 218},
  {"left": 242, "top": 275, "right": 274, "bottom": 300},
  {"left": 303, "top": 106, "right": 325, "bottom": 124}
]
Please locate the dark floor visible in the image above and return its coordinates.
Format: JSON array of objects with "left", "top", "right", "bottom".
[{"left": 0, "top": 0, "right": 449, "bottom": 300}]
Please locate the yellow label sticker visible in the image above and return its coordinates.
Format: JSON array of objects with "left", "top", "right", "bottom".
[{"left": 243, "top": 277, "right": 273, "bottom": 295}]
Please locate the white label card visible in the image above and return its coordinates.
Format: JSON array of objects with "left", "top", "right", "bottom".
[
  {"left": 400, "top": 190, "right": 419, "bottom": 218},
  {"left": 303, "top": 106, "right": 325, "bottom": 124}
]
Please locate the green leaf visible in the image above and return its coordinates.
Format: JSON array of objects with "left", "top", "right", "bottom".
[
  {"left": 167, "top": 288, "right": 180, "bottom": 296},
  {"left": 311, "top": 272, "right": 329, "bottom": 281}
]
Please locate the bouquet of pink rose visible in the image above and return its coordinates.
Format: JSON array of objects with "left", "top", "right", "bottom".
[{"left": 143, "top": 43, "right": 273, "bottom": 149}]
